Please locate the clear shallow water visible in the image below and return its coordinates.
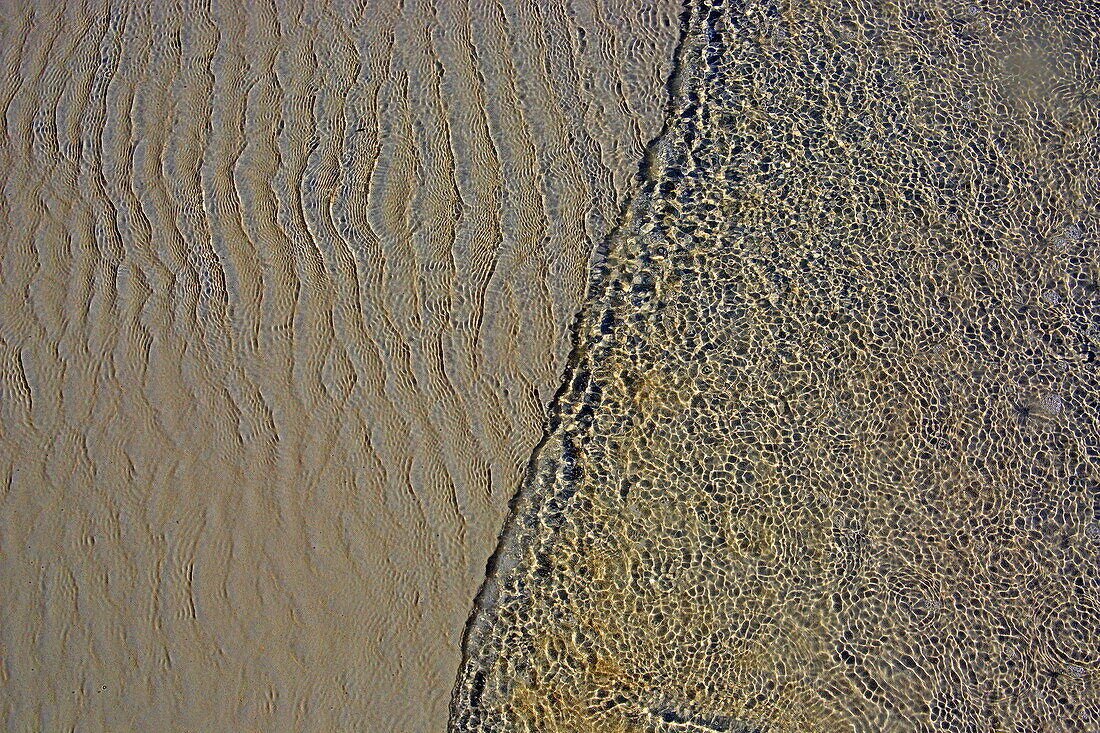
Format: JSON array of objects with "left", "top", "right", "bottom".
[{"left": 454, "top": 0, "right": 1100, "bottom": 730}]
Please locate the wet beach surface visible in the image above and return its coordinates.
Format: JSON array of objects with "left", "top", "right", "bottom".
[{"left": 0, "top": 1, "right": 680, "bottom": 729}]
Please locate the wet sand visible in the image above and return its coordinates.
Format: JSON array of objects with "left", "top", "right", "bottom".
[{"left": 0, "top": 1, "right": 680, "bottom": 729}]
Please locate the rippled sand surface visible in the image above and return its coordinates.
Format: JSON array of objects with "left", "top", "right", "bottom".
[
  {"left": 455, "top": 0, "right": 1100, "bottom": 730},
  {"left": 0, "top": 1, "right": 681, "bottom": 728}
]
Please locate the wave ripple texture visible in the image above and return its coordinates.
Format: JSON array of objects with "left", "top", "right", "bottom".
[{"left": 0, "top": 0, "right": 680, "bottom": 729}]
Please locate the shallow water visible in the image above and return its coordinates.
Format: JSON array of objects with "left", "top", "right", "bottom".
[{"left": 454, "top": 0, "right": 1100, "bottom": 730}]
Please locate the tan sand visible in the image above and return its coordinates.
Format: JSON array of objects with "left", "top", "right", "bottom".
[{"left": 0, "top": 0, "right": 680, "bottom": 729}]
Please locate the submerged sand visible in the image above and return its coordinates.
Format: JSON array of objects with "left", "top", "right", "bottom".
[{"left": 454, "top": 0, "right": 1100, "bottom": 730}]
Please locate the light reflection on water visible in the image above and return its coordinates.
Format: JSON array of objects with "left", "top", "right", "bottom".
[{"left": 454, "top": 0, "right": 1100, "bottom": 730}]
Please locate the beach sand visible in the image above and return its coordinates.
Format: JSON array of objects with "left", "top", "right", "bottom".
[{"left": 0, "top": 1, "right": 679, "bottom": 729}]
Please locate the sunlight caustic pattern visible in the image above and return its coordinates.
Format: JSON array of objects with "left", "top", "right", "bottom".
[{"left": 453, "top": 0, "right": 1100, "bottom": 730}]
